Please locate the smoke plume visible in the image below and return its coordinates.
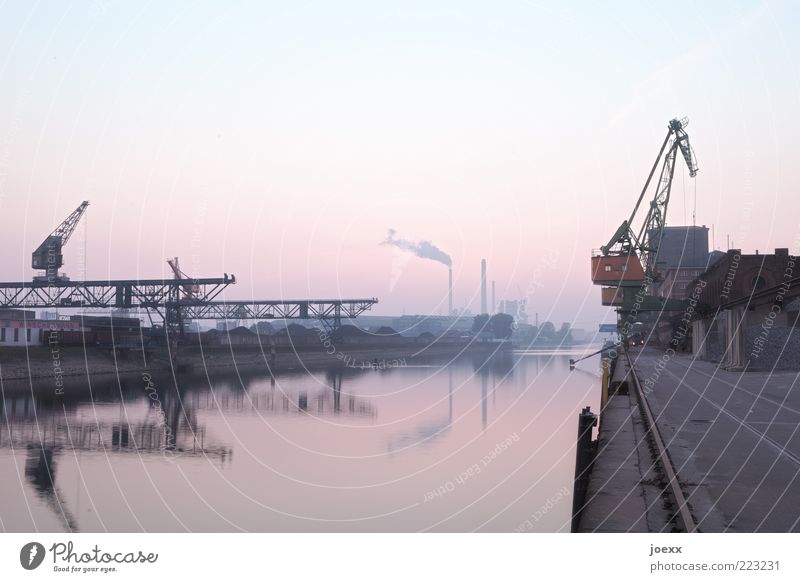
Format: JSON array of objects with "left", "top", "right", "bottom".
[{"left": 382, "top": 229, "right": 452, "bottom": 267}]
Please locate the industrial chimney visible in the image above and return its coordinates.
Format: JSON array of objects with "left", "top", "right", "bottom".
[
  {"left": 481, "top": 259, "right": 487, "bottom": 314},
  {"left": 492, "top": 280, "right": 496, "bottom": 314},
  {"left": 448, "top": 267, "right": 453, "bottom": 315}
]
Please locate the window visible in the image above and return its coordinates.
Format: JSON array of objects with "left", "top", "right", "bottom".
[
  {"left": 679, "top": 283, "right": 688, "bottom": 289},
  {"left": 752, "top": 275, "right": 767, "bottom": 290},
  {"left": 13, "top": 328, "right": 19, "bottom": 342},
  {"left": 0, "top": 328, "right": 4, "bottom": 342},
  {"left": 26, "top": 328, "right": 31, "bottom": 342},
  {"left": 620, "top": 265, "right": 627, "bottom": 272},
  {"left": 604, "top": 265, "right": 612, "bottom": 272}
]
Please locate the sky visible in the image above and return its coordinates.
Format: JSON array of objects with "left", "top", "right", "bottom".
[{"left": 1, "top": 0, "right": 799, "bottom": 329}]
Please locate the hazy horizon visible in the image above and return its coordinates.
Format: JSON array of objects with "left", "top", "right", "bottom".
[{"left": 2, "top": 1, "right": 798, "bottom": 331}]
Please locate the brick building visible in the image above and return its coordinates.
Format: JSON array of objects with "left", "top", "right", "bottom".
[{"left": 690, "top": 248, "right": 800, "bottom": 370}]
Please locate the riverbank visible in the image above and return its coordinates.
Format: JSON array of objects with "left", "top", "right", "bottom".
[{"left": 0, "top": 340, "right": 510, "bottom": 386}]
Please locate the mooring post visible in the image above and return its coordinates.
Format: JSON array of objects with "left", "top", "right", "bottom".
[
  {"left": 600, "top": 357, "right": 610, "bottom": 413},
  {"left": 571, "top": 406, "right": 597, "bottom": 532}
]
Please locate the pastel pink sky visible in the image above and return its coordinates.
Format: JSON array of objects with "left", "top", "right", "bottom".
[{"left": 1, "top": 1, "right": 798, "bottom": 328}]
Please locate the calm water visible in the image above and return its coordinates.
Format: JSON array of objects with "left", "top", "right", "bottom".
[{"left": 0, "top": 348, "right": 600, "bottom": 532}]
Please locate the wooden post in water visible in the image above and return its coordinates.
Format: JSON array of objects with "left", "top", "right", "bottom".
[{"left": 600, "top": 358, "right": 610, "bottom": 412}]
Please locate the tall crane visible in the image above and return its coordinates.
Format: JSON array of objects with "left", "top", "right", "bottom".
[
  {"left": 164, "top": 256, "right": 201, "bottom": 339},
  {"left": 591, "top": 118, "right": 699, "bottom": 324},
  {"left": 31, "top": 201, "right": 89, "bottom": 282}
]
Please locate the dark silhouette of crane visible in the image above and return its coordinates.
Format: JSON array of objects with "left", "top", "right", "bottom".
[
  {"left": 167, "top": 257, "right": 199, "bottom": 300},
  {"left": 31, "top": 200, "right": 89, "bottom": 282},
  {"left": 24, "top": 447, "right": 80, "bottom": 532}
]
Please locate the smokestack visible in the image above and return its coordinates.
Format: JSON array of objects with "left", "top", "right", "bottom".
[
  {"left": 491, "top": 280, "right": 496, "bottom": 314},
  {"left": 481, "top": 259, "right": 487, "bottom": 314},
  {"left": 448, "top": 267, "right": 453, "bottom": 315}
]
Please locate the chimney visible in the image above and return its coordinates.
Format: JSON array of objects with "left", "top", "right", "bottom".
[
  {"left": 480, "top": 259, "right": 487, "bottom": 314},
  {"left": 491, "top": 280, "right": 496, "bottom": 314},
  {"left": 448, "top": 267, "right": 453, "bottom": 315}
]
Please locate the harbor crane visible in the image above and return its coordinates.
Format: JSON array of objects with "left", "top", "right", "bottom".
[
  {"left": 167, "top": 257, "right": 199, "bottom": 300},
  {"left": 31, "top": 200, "right": 89, "bottom": 282},
  {"left": 591, "top": 118, "right": 699, "bottom": 327},
  {"left": 6, "top": 202, "right": 375, "bottom": 337}
]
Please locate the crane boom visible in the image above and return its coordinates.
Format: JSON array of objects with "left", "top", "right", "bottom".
[
  {"left": 167, "top": 257, "right": 199, "bottom": 299},
  {"left": 31, "top": 201, "right": 90, "bottom": 282},
  {"left": 51, "top": 200, "right": 89, "bottom": 245}
]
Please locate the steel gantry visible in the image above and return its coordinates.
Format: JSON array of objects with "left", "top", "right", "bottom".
[
  {"left": 179, "top": 298, "right": 379, "bottom": 330},
  {"left": 0, "top": 277, "right": 377, "bottom": 332},
  {"left": 0, "top": 276, "right": 234, "bottom": 334},
  {"left": 8, "top": 201, "right": 379, "bottom": 335},
  {"left": 0, "top": 276, "right": 234, "bottom": 309}
]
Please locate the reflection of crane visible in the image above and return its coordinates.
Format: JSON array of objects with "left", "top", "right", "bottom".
[
  {"left": 25, "top": 447, "right": 80, "bottom": 532},
  {"left": 591, "top": 118, "right": 699, "bottom": 325},
  {"left": 32, "top": 201, "right": 89, "bottom": 282},
  {"left": 2, "top": 397, "right": 229, "bottom": 532}
]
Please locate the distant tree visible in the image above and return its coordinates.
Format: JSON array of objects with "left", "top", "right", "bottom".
[
  {"left": 513, "top": 324, "right": 538, "bottom": 342},
  {"left": 250, "top": 321, "right": 275, "bottom": 335},
  {"left": 472, "top": 314, "right": 491, "bottom": 332},
  {"left": 557, "top": 322, "right": 572, "bottom": 343},
  {"left": 539, "top": 321, "right": 556, "bottom": 339},
  {"left": 489, "top": 313, "right": 515, "bottom": 339}
]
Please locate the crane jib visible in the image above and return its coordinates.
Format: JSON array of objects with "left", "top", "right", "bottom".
[{"left": 31, "top": 201, "right": 90, "bottom": 282}]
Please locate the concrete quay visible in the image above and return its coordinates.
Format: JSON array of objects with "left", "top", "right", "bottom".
[{"left": 579, "top": 347, "right": 799, "bottom": 532}]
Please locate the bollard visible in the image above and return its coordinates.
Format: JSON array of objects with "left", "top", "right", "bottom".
[{"left": 571, "top": 406, "right": 598, "bottom": 532}]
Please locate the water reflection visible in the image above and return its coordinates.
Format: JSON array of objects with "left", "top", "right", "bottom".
[
  {"left": 24, "top": 447, "right": 79, "bottom": 532},
  {"left": 0, "top": 348, "right": 599, "bottom": 532},
  {"left": 1, "top": 378, "right": 229, "bottom": 459},
  {"left": 1, "top": 368, "right": 377, "bottom": 532},
  {"left": 386, "top": 368, "right": 454, "bottom": 453}
]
